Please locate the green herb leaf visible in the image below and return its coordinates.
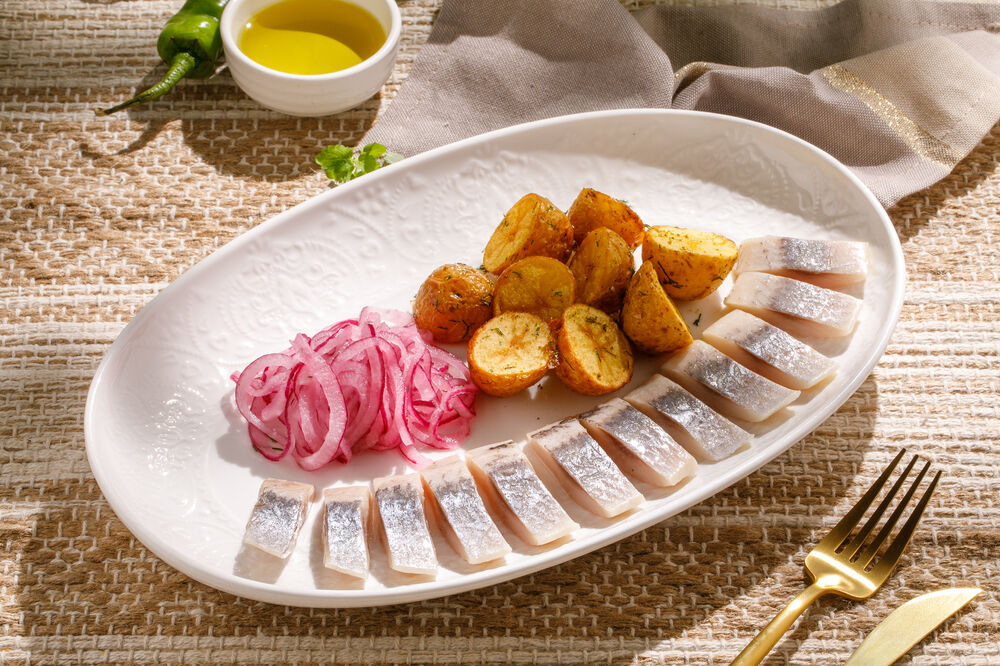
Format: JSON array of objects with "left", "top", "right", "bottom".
[
  {"left": 315, "top": 144, "right": 355, "bottom": 182},
  {"left": 316, "top": 144, "right": 353, "bottom": 166},
  {"left": 361, "top": 153, "right": 379, "bottom": 174},
  {"left": 361, "top": 143, "right": 387, "bottom": 159},
  {"left": 331, "top": 160, "right": 355, "bottom": 182},
  {"left": 316, "top": 142, "right": 404, "bottom": 184}
]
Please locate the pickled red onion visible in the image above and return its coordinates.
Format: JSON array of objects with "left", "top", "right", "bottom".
[{"left": 231, "top": 307, "right": 476, "bottom": 469}]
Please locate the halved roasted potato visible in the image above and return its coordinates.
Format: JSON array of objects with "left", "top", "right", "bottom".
[
  {"left": 413, "top": 263, "right": 494, "bottom": 343},
  {"left": 642, "top": 225, "right": 738, "bottom": 300},
  {"left": 567, "top": 188, "right": 645, "bottom": 249},
  {"left": 568, "top": 227, "right": 634, "bottom": 315},
  {"left": 621, "top": 261, "right": 693, "bottom": 354},
  {"left": 483, "top": 194, "right": 573, "bottom": 274},
  {"left": 493, "top": 256, "right": 576, "bottom": 323},
  {"left": 468, "top": 312, "right": 554, "bottom": 397},
  {"left": 555, "top": 304, "right": 634, "bottom": 396}
]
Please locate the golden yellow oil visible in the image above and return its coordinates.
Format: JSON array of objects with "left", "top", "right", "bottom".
[{"left": 239, "top": 0, "right": 386, "bottom": 75}]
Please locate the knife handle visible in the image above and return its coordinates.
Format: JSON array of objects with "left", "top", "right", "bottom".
[{"left": 731, "top": 583, "right": 827, "bottom": 666}]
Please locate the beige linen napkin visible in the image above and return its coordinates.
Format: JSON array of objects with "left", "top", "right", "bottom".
[{"left": 365, "top": 0, "right": 1000, "bottom": 207}]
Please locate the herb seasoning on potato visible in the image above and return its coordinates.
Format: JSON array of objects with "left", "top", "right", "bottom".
[
  {"left": 493, "top": 256, "right": 576, "bottom": 323},
  {"left": 642, "top": 226, "right": 738, "bottom": 300},
  {"left": 568, "top": 227, "right": 634, "bottom": 315},
  {"left": 567, "top": 188, "right": 645, "bottom": 249},
  {"left": 467, "top": 312, "right": 554, "bottom": 397},
  {"left": 621, "top": 260, "right": 693, "bottom": 354},
  {"left": 555, "top": 305, "right": 634, "bottom": 396},
  {"left": 483, "top": 193, "right": 573, "bottom": 274},
  {"left": 413, "top": 263, "right": 494, "bottom": 343}
]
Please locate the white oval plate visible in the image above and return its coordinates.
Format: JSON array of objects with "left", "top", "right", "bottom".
[{"left": 85, "top": 109, "right": 903, "bottom": 607}]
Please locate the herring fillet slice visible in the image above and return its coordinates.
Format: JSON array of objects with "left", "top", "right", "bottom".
[
  {"left": 661, "top": 340, "right": 800, "bottom": 422},
  {"left": 527, "top": 420, "right": 644, "bottom": 518},
  {"left": 321, "top": 485, "right": 372, "bottom": 579},
  {"left": 243, "top": 478, "right": 314, "bottom": 559},
  {"left": 421, "top": 455, "right": 511, "bottom": 564},
  {"left": 625, "top": 374, "right": 751, "bottom": 463},
  {"left": 702, "top": 309, "right": 836, "bottom": 390},
  {"left": 467, "top": 440, "right": 579, "bottom": 546},
  {"left": 725, "top": 271, "right": 862, "bottom": 338},
  {"left": 372, "top": 473, "right": 438, "bottom": 575},
  {"left": 578, "top": 398, "right": 696, "bottom": 487},
  {"left": 734, "top": 236, "right": 869, "bottom": 289}
]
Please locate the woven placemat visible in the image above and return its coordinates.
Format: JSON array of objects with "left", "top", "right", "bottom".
[{"left": 2, "top": 0, "right": 998, "bottom": 663}]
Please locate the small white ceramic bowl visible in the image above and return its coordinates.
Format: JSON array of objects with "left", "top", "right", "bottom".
[{"left": 220, "top": 0, "right": 401, "bottom": 116}]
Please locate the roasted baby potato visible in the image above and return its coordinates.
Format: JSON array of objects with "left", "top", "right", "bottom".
[
  {"left": 413, "top": 263, "right": 494, "bottom": 343},
  {"left": 567, "top": 188, "right": 645, "bottom": 249},
  {"left": 621, "top": 261, "right": 693, "bottom": 354},
  {"left": 568, "top": 227, "right": 634, "bottom": 315},
  {"left": 493, "top": 256, "right": 576, "bottom": 324},
  {"left": 467, "top": 312, "right": 554, "bottom": 397},
  {"left": 483, "top": 194, "right": 573, "bottom": 274},
  {"left": 642, "top": 225, "right": 738, "bottom": 300},
  {"left": 555, "top": 304, "right": 634, "bottom": 396}
]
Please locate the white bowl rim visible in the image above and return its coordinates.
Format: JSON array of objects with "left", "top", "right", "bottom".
[{"left": 220, "top": 0, "right": 402, "bottom": 81}]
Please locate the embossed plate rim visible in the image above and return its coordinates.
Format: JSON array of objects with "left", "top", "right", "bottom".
[{"left": 85, "top": 109, "right": 904, "bottom": 607}]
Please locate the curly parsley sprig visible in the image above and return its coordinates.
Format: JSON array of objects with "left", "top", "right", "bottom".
[{"left": 315, "top": 143, "right": 403, "bottom": 184}]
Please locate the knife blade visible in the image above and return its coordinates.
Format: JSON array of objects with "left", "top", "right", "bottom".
[{"left": 844, "top": 587, "right": 981, "bottom": 666}]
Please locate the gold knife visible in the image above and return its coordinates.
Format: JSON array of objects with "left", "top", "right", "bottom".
[{"left": 844, "top": 588, "right": 981, "bottom": 666}]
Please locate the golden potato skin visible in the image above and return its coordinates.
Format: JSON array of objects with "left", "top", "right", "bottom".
[
  {"left": 467, "top": 312, "right": 554, "bottom": 397},
  {"left": 493, "top": 256, "right": 576, "bottom": 324},
  {"left": 413, "top": 263, "right": 494, "bottom": 343},
  {"left": 621, "top": 261, "right": 693, "bottom": 354},
  {"left": 567, "top": 188, "right": 645, "bottom": 249},
  {"left": 555, "top": 304, "right": 634, "bottom": 396},
  {"left": 642, "top": 226, "right": 738, "bottom": 301},
  {"left": 483, "top": 194, "right": 573, "bottom": 275},
  {"left": 568, "top": 227, "right": 634, "bottom": 315}
]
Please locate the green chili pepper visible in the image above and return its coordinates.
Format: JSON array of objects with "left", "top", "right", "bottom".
[{"left": 97, "top": 0, "right": 228, "bottom": 116}]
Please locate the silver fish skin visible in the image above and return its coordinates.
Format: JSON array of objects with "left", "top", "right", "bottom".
[
  {"left": 702, "top": 309, "right": 836, "bottom": 390},
  {"left": 243, "top": 478, "right": 314, "bottom": 559},
  {"left": 421, "top": 455, "right": 511, "bottom": 564},
  {"left": 625, "top": 374, "right": 751, "bottom": 462},
  {"left": 527, "top": 420, "right": 643, "bottom": 518},
  {"left": 321, "top": 485, "right": 372, "bottom": 579},
  {"left": 373, "top": 473, "right": 438, "bottom": 576},
  {"left": 735, "top": 236, "right": 869, "bottom": 289},
  {"left": 725, "top": 271, "right": 862, "bottom": 338},
  {"left": 467, "top": 440, "right": 579, "bottom": 546},
  {"left": 660, "top": 340, "right": 800, "bottom": 422},
  {"left": 578, "top": 398, "right": 696, "bottom": 487}
]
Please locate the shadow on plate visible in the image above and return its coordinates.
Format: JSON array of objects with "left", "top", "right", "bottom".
[{"left": 233, "top": 542, "right": 288, "bottom": 584}]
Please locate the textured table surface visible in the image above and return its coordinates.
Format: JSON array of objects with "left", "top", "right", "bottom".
[{"left": 2, "top": 0, "right": 999, "bottom": 664}]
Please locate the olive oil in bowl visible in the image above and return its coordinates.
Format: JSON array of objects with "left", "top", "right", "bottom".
[{"left": 238, "top": 0, "right": 386, "bottom": 76}]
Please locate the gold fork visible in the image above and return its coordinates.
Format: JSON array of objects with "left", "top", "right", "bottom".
[{"left": 731, "top": 449, "right": 940, "bottom": 665}]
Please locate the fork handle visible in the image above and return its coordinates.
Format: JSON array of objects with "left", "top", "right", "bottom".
[{"left": 730, "top": 583, "right": 827, "bottom": 665}]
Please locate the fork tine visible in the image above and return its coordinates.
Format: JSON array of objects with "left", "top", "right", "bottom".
[
  {"left": 815, "top": 449, "right": 906, "bottom": 552},
  {"left": 854, "top": 458, "right": 930, "bottom": 568},
  {"left": 869, "top": 469, "right": 941, "bottom": 579},
  {"left": 840, "top": 455, "right": 918, "bottom": 559}
]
